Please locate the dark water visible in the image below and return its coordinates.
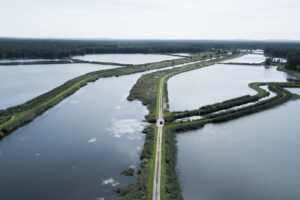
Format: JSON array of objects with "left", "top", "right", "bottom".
[
  {"left": 177, "top": 100, "right": 300, "bottom": 200},
  {"left": 0, "top": 63, "right": 119, "bottom": 109},
  {"left": 168, "top": 64, "right": 290, "bottom": 111},
  {"left": 0, "top": 73, "right": 148, "bottom": 200},
  {"left": 73, "top": 54, "right": 180, "bottom": 64}
]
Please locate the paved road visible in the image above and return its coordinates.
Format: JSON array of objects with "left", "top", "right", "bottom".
[{"left": 152, "top": 79, "right": 165, "bottom": 200}]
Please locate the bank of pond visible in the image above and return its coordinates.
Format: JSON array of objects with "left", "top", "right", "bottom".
[
  {"left": 0, "top": 73, "right": 148, "bottom": 200},
  {"left": 0, "top": 52, "right": 299, "bottom": 200}
]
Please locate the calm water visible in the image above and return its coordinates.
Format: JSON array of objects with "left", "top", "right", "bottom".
[
  {"left": 287, "top": 88, "right": 300, "bottom": 95},
  {"left": 73, "top": 54, "right": 180, "bottom": 64},
  {"left": 168, "top": 64, "right": 290, "bottom": 111},
  {"left": 0, "top": 63, "right": 118, "bottom": 109},
  {"left": 177, "top": 100, "right": 300, "bottom": 200},
  {"left": 223, "top": 54, "right": 266, "bottom": 64},
  {"left": 0, "top": 59, "right": 61, "bottom": 63},
  {"left": 0, "top": 73, "right": 148, "bottom": 200}
]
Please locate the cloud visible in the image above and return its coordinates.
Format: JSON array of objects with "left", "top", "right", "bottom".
[{"left": 0, "top": 0, "right": 299, "bottom": 39}]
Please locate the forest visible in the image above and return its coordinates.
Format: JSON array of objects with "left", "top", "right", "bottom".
[
  {"left": 1, "top": 38, "right": 300, "bottom": 60},
  {"left": 264, "top": 46, "right": 300, "bottom": 70}
]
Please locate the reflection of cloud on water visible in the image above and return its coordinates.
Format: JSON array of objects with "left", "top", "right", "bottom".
[
  {"left": 121, "top": 93, "right": 128, "bottom": 101},
  {"left": 115, "top": 106, "right": 122, "bottom": 110},
  {"left": 101, "top": 178, "right": 119, "bottom": 187},
  {"left": 106, "top": 119, "right": 147, "bottom": 140},
  {"left": 88, "top": 138, "right": 97, "bottom": 143},
  {"left": 96, "top": 197, "right": 104, "bottom": 200},
  {"left": 35, "top": 153, "right": 42, "bottom": 157},
  {"left": 70, "top": 100, "right": 79, "bottom": 105}
]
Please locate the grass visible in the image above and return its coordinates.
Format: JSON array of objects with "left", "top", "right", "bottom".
[{"left": 147, "top": 127, "right": 157, "bottom": 200}]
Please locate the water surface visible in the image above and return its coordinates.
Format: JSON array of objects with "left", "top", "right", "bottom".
[
  {"left": 168, "top": 64, "right": 290, "bottom": 111},
  {"left": 0, "top": 59, "right": 61, "bottom": 63},
  {"left": 223, "top": 54, "right": 266, "bottom": 64},
  {"left": 0, "top": 63, "right": 118, "bottom": 109},
  {"left": 73, "top": 54, "right": 179, "bottom": 64},
  {"left": 0, "top": 73, "right": 148, "bottom": 200},
  {"left": 177, "top": 100, "right": 300, "bottom": 200}
]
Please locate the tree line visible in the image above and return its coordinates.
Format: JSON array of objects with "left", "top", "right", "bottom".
[
  {"left": 264, "top": 46, "right": 300, "bottom": 70},
  {"left": 1, "top": 37, "right": 300, "bottom": 60}
]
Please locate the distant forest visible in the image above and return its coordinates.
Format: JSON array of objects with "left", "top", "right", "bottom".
[
  {"left": 264, "top": 47, "right": 300, "bottom": 70},
  {"left": 0, "top": 38, "right": 300, "bottom": 69}
]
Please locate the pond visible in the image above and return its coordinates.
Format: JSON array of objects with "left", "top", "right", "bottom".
[
  {"left": 0, "top": 63, "right": 118, "bottom": 109},
  {"left": 168, "top": 64, "right": 291, "bottom": 111},
  {"left": 0, "top": 73, "right": 148, "bottom": 200},
  {"left": 176, "top": 99, "right": 300, "bottom": 200},
  {"left": 223, "top": 54, "right": 266, "bottom": 64},
  {"left": 0, "top": 59, "right": 61, "bottom": 63},
  {"left": 72, "top": 54, "right": 180, "bottom": 64}
]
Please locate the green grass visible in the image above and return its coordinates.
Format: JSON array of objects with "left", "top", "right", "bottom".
[
  {"left": 147, "top": 127, "right": 158, "bottom": 200},
  {"left": 160, "top": 126, "right": 167, "bottom": 200}
]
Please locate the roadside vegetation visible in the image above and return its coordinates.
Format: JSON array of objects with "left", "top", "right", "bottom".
[
  {"left": 124, "top": 51, "right": 300, "bottom": 199},
  {"left": 123, "top": 52, "right": 242, "bottom": 199},
  {"left": 164, "top": 70, "right": 300, "bottom": 199}
]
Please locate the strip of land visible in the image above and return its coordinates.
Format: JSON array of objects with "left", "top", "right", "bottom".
[
  {"left": 122, "top": 55, "right": 300, "bottom": 200},
  {"left": 121, "top": 53, "right": 243, "bottom": 199},
  {"left": 0, "top": 52, "right": 218, "bottom": 139}
]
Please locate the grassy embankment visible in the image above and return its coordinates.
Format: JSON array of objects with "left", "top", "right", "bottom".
[
  {"left": 221, "top": 62, "right": 264, "bottom": 66},
  {"left": 0, "top": 52, "right": 214, "bottom": 139},
  {"left": 123, "top": 56, "right": 300, "bottom": 199},
  {"left": 164, "top": 71, "right": 300, "bottom": 199},
  {"left": 164, "top": 82, "right": 269, "bottom": 122},
  {"left": 0, "top": 58, "right": 130, "bottom": 67},
  {"left": 121, "top": 53, "right": 242, "bottom": 199}
]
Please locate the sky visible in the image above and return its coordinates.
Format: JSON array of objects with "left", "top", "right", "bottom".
[{"left": 0, "top": 0, "right": 299, "bottom": 40}]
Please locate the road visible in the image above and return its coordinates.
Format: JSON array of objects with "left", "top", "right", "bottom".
[{"left": 152, "top": 78, "right": 165, "bottom": 200}]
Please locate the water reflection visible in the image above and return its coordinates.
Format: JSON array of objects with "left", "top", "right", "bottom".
[
  {"left": 168, "top": 64, "right": 290, "bottom": 111},
  {"left": 177, "top": 100, "right": 300, "bottom": 200},
  {"left": 0, "top": 63, "right": 119, "bottom": 109},
  {"left": 0, "top": 73, "right": 148, "bottom": 200},
  {"left": 73, "top": 54, "right": 180, "bottom": 64}
]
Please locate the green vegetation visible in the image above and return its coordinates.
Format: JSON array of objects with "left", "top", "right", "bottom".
[
  {"left": 121, "top": 167, "right": 135, "bottom": 176},
  {"left": 127, "top": 52, "right": 240, "bottom": 121},
  {"left": 118, "top": 126, "right": 155, "bottom": 199},
  {"left": 165, "top": 82, "right": 270, "bottom": 122},
  {"left": 164, "top": 127, "right": 183, "bottom": 200},
  {"left": 222, "top": 62, "right": 263, "bottom": 66},
  {"left": 163, "top": 76, "right": 300, "bottom": 200},
  {"left": 1, "top": 38, "right": 300, "bottom": 60},
  {"left": 264, "top": 46, "right": 300, "bottom": 70},
  {"left": 125, "top": 53, "right": 300, "bottom": 200},
  {"left": 0, "top": 52, "right": 215, "bottom": 139},
  {"left": 124, "top": 52, "right": 242, "bottom": 199},
  {"left": 0, "top": 59, "right": 130, "bottom": 67}
]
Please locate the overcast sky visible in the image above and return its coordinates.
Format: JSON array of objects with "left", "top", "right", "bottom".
[{"left": 0, "top": 0, "right": 299, "bottom": 40}]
